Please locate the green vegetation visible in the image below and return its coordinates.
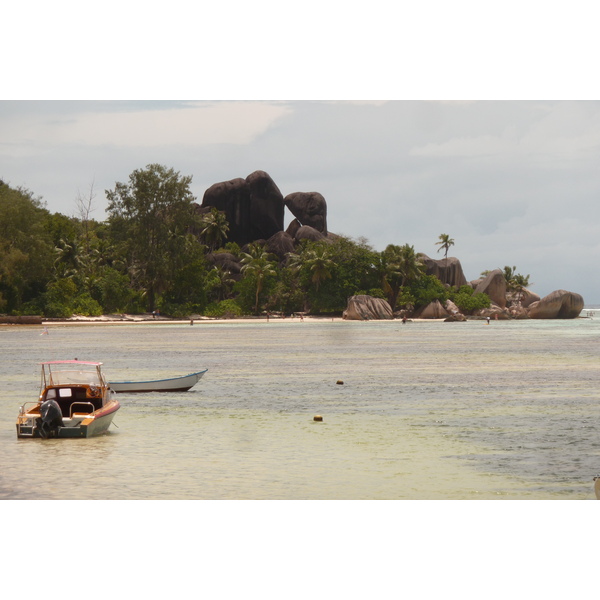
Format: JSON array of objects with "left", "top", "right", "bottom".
[{"left": 0, "top": 167, "right": 507, "bottom": 319}]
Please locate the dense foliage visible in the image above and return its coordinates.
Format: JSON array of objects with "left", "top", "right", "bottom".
[{"left": 0, "top": 167, "right": 499, "bottom": 318}]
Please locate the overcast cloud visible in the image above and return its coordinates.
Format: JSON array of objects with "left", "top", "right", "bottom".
[{"left": 1, "top": 100, "right": 599, "bottom": 303}]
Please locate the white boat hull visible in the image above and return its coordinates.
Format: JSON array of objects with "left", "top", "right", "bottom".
[{"left": 109, "top": 369, "right": 207, "bottom": 393}]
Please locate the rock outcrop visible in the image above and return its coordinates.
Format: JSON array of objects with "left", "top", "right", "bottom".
[
  {"left": 527, "top": 290, "right": 584, "bottom": 319},
  {"left": 206, "top": 252, "right": 242, "bottom": 279},
  {"left": 418, "top": 254, "right": 468, "bottom": 288},
  {"left": 293, "top": 225, "right": 329, "bottom": 243},
  {"left": 475, "top": 305, "right": 511, "bottom": 319},
  {"left": 343, "top": 295, "right": 393, "bottom": 320},
  {"left": 445, "top": 300, "right": 461, "bottom": 315},
  {"left": 201, "top": 171, "right": 284, "bottom": 246},
  {"left": 284, "top": 192, "right": 328, "bottom": 234},
  {"left": 507, "top": 288, "right": 540, "bottom": 309},
  {"left": 474, "top": 269, "right": 507, "bottom": 308},
  {"left": 265, "top": 231, "right": 295, "bottom": 261},
  {"left": 413, "top": 299, "right": 450, "bottom": 319}
]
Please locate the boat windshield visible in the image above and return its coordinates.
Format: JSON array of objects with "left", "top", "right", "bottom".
[{"left": 42, "top": 362, "right": 105, "bottom": 388}]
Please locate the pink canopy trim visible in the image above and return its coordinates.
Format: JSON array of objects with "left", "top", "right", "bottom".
[{"left": 40, "top": 360, "right": 103, "bottom": 365}]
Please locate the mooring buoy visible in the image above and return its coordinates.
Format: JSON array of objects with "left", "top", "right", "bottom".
[
  {"left": 336, "top": 380, "right": 344, "bottom": 385},
  {"left": 314, "top": 415, "right": 323, "bottom": 422}
]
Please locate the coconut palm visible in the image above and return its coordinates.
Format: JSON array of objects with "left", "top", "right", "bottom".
[
  {"left": 207, "top": 265, "right": 236, "bottom": 302},
  {"left": 381, "top": 244, "right": 424, "bottom": 310},
  {"left": 302, "top": 245, "right": 334, "bottom": 293},
  {"left": 435, "top": 233, "right": 455, "bottom": 261},
  {"left": 435, "top": 233, "right": 455, "bottom": 284},
  {"left": 502, "top": 265, "right": 516, "bottom": 289},
  {"left": 502, "top": 266, "right": 531, "bottom": 305},
  {"left": 512, "top": 273, "right": 531, "bottom": 305},
  {"left": 200, "top": 207, "right": 229, "bottom": 251},
  {"left": 240, "top": 244, "right": 277, "bottom": 314}
]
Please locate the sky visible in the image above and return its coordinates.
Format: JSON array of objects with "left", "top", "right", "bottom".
[
  {"left": 2, "top": 99, "right": 599, "bottom": 303},
  {"left": 2, "top": 2, "right": 600, "bottom": 305}
]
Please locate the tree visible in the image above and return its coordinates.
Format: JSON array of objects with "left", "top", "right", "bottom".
[
  {"left": 435, "top": 233, "right": 455, "bottom": 284},
  {"left": 502, "top": 265, "right": 516, "bottom": 290},
  {"left": 0, "top": 183, "right": 54, "bottom": 312},
  {"left": 240, "top": 244, "right": 278, "bottom": 314},
  {"left": 206, "top": 265, "right": 236, "bottom": 303},
  {"left": 106, "top": 164, "right": 201, "bottom": 311},
  {"left": 449, "top": 285, "right": 491, "bottom": 314},
  {"left": 381, "top": 244, "right": 424, "bottom": 310},
  {"left": 512, "top": 273, "right": 531, "bottom": 304},
  {"left": 302, "top": 245, "right": 334, "bottom": 293},
  {"left": 199, "top": 207, "right": 229, "bottom": 251},
  {"left": 303, "top": 237, "right": 380, "bottom": 313},
  {"left": 501, "top": 266, "right": 531, "bottom": 306}
]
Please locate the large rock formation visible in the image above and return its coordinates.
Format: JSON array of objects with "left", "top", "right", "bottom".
[
  {"left": 206, "top": 252, "right": 243, "bottom": 279},
  {"left": 418, "top": 254, "right": 468, "bottom": 288},
  {"left": 474, "top": 269, "right": 507, "bottom": 308},
  {"left": 343, "top": 295, "right": 393, "bottom": 320},
  {"left": 284, "top": 192, "right": 328, "bottom": 234},
  {"left": 265, "top": 231, "right": 296, "bottom": 261},
  {"left": 293, "top": 225, "right": 329, "bottom": 243},
  {"left": 246, "top": 170, "right": 285, "bottom": 241},
  {"left": 508, "top": 288, "right": 540, "bottom": 309},
  {"left": 413, "top": 299, "right": 450, "bottom": 319},
  {"left": 201, "top": 170, "right": 284, "bottom": 246},
  {"left": 527, "top": 290, "right": 584, "bottom": 319}
]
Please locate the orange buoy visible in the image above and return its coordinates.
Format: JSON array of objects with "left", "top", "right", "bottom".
[{"left": 313, "top": 415, "right": 323, "bottom": 422}]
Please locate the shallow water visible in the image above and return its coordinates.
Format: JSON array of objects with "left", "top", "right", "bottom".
[{"left": 1, "top": 316, "right": 600, "bottom": 499}]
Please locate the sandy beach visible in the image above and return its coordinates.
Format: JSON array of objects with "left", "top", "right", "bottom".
[{"left": 0, "top": 313, "right": 459, "bottom": 327}]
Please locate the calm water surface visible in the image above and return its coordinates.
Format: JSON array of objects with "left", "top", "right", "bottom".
[{"left": 1, "top": 316, "right": 600, "bottom": 499}]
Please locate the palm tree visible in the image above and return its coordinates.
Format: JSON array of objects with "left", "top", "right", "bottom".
[
  {"left": 302, "top": 245, "right": 334, "bottom": 293},
  {"left": 240, "top": 244, "right": 277, "bottom": 314},
  {"left": 512, "top": 273, "right": 531, "bottom": 305},
  {"left": 381, "top": 244, "right": 424, "bottom": 310},
  {"left": 502, "top": 265, "right": 516, "bottom": 288},
  {"left": 207, "top": 266, "right": 236, "bottom": 302},
  {"left": 200, "top": 207, "right": 229, "bottom": 251},
  {"left": 435, "top": 233, "right": 455, "bottom": 284},
  {"left": 501, "top": 266, "right": 531, "bottom": 305}
]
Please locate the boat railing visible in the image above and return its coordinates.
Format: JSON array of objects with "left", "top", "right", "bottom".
[{"left": 19, "top": 402, "right": 40, "bottom": 416}]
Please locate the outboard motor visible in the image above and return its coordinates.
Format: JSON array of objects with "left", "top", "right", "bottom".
[{"left": 37, "top": 399, "right": 63, "bottom": 438}]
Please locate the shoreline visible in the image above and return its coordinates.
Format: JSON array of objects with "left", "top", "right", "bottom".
[
  {"left": 1, "top": 314, "right": 450, "bottom": 326},
  {"left": 2, "top": 309, "right": 595, "bottom": 327}
]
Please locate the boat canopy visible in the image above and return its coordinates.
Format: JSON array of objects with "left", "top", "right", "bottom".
[
  {"left": 41, "top": 361, "right": 106, "bottom": 388},
  {"left": 40, "top": 361, "right": 103, "bottom": 366}
]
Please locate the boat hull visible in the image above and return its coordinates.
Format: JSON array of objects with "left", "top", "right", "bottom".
[
  {"left": 16, "top": 399, "right": 120, "bottom": 439},
  {"left": 110, "top": 369, "right": 207, "bottom": 393}
]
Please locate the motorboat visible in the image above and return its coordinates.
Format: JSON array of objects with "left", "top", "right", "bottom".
[
  {"left": 109, "top": 369, "right": 208, "bottom": 393},
  {"left": 16, "top": 360, "right": 120, "bottom": 439}
]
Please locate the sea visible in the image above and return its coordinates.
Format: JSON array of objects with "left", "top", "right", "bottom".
[
  {"left": 2, "top": 313, "right": 599, "bottom": 595},
  {"left": 2, "top": 313, "right": 600, "bottom": 500}
]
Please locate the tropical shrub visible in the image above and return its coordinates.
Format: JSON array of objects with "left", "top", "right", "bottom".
[
  {"left": 405, "top": 274, "right": 448, "bottom": 308},
  {"left": 449, "top": 286, "right": 491, "bottom": 313},
  {"left": 204, "top": 299, "right": 244, "bottom": 318},
  {"left": 72, "top": 293, "right": 103, "bottom": 316}
]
